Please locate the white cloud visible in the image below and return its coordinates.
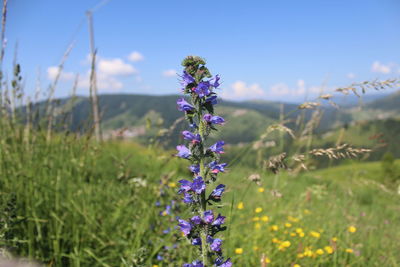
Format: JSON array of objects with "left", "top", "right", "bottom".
[
  {"left": 128, "top": 51, "right": 144, "bottom": 62},
  {"left": 47, "top": 66, "right": 74, "bottom": 81},
  {"left": 371, "top": 61, "right": 391, "bottom": 74},
  {"left": 269, "top": 80, "right": 327, "bottom": 98},
  {"left": 222, "top": 81, "right": 265, "bottom": 99},
  {"left": 347, "top": 72, "right": 355, "bottom": 79},
  {"left": 162, "top": 69, "right": 177, "bottom": 77},
  {"left": 98, "top": 58, "right": 137, "bottom": 76},
  {"left": 77, "top": 71, "right": 123, "bottom": 92}
]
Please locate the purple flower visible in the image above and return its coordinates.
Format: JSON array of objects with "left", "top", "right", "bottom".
[
  {"left": 210, "top": 184, "right": 225, "bottom": 200},
  {"left": 208, "top": 161, "right": 227, "bottom": 173},
  {"left": 206, "top": 95, "right": 218, "bottom": 105},
  {"left": 183, "top": 193, "right": 193, "bottom": 203},
  {"left": 212, "top": 214, "right": 226, "bottom": 226},
  {"left": 194, "top": 81, "right": 211, "bottom": 97},
  {"left": 203, "top": 114, "right": 225, "bottom": 125},
  {"left": 182, "top": 130, "right": 201, "bottom": 144},
  {"left": 207, "top": 236, "right": 222, "bottom": 252},
  {"left": 215, "top": 258, "right": 232, "bottom": 267},
  {"left": 209, "top": 141, "right": 225, "bottom": 154},
  {"left": 191, "top": 215, "right": 202, "bottom": 225},
  {"left": 191, "top": 176, "right": 206, "bottom": 194},
  {"left": 176, "top": 145, "right": 191, "bottom": 158},
  {"left": 183, "top": 261, "right": 204, "bottom": 267},
  {"left": 203, "top": 210, "right": 214, "bottom": 224},
  {"left": 163, "top": 228, "right": 171, "bottom": 234},
  {"left": 211, "top": 75, "right": 220, "bottom": 88},
  {"left": 180, "top": 71, "right": 195, "bottom": 88},
  {"left": 192, "top": 237, "right": 201, "bottom": 246},
  {"left": 189, "top": 164, "right": 200, "bottom": 174},
  {"left": 178, "top": 179, "right": 192, "bottom": 192},
  {"left": 157, "top": 254, "right": 163, "bottom": 261},
  {"left": 178, "top": 219, "right": 192, "bottom": 236},
  {"left": 160, "top": 205, "right": 171, "bottom": 216},
  {"left": 210, "top": 238, "right": 222, "bottom": 252},
  {"left": 177, "top": 98, "right": 194, "bottom": 111}
]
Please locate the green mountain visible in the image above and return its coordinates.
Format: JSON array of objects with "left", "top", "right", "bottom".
[{"left": 50, "top": 94, "right": 351, "bottom": 144}]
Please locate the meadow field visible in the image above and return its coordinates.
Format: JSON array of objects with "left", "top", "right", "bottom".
[
  {"left": 0, "top": 115, "right": 399, "bottom": 266},
  {"left": 2, "top": 1, "right": 400, "bottom": 266}
]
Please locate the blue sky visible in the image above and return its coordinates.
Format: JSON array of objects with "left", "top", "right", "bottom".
[{"left": 4, "top": 0, "right": 400, "bottom": 102}]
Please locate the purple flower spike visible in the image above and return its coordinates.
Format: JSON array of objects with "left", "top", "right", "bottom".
[
  {"left": 212, "top": 214, "right": 226, "bottom": 226},
  {"left": 191, "top": 215, "right": 202, "bottom": 225},
  {"left": 210, "top": 238, "right": 222, "bottom": 252},
  {"left": 192, "top": 237, "right": 202, "bottom": 245},
  {"left": 181, "top": 71, "right": 195, "bottom": 88},
  {"left": 189, "top": 164, "right": 200, "bottom": 174},
  {"left": 210, "top": 184, "right": 226, "bottom": 199},
  {"left": 194, "top": 81, "right": 211, "bottom": 97},
  {"left": 211, "top": 75, "right": 220, "bottom": 88},
  {"left": 209, "top": 162, "right": 227, "bottom": 174},
  {"left": 183, "top": 193, "right": 193, "bottom": 203},
  {"left": 182, "top": 130, "right": 201, "bottom": 144},
  {"left": 206, "top": 95, "right": 218, "bottom": 105},
  {"left": 176, "top": 145, "right": 191, "bottom": 158},
  {"left": 178, "top": 219, "right": 192, "bottom": 236},
  {"left": 203, "top": 210, "right": 214, "bottom": 224},
  {"left": 203, "top": 114, "right": 225, "bottom": 125},
  {"left": 192, "top": 261, "right": 204, "bottom": 267},
  {"left": 191, "top": 176, "right": 206, "bottom": 194},
  {"left": 215, "top": 258, "right": 232, "bottom": 267},
  {"left": 178, "top": 179, "right": 192, "bottom": 192},
  {"left": 177, "top": 98, "right": 194, "bottom": 111},
  {"left": 206, "top": 236, "right": 222, "bottom": 252},
  {"left": 209, "top": 141, "right": 225, "bottom": 154}
]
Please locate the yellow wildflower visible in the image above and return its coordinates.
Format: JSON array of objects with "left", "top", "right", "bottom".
[
  {"left": 290, "top": 232, "right": 296, "bottom": 237},
  {"left": 297, "top": 253, "right": 304, "bottom": 259},
  {"left": 252, "top": 216, "right": 260, "bottom": 221},
  {"left": 324, "top": 246, "right": 334, "bottom": 254},
  {"left": 348, "top": 226, "right": 357, "bottom": 233},
  {"left": 281, "top": 240, "right": 291, "bottom": 248},
  {"left": 295, "top": 228, "right": 303, "bottom": 234},
  {"left": 288, "top": 216, "right": 299, "bottom": 222},
  {"left": 255, "top": 207, "right": 263, "bottom": 213},
  {"left": 161, "top": 211, "right": 168, "bottom": 216},
  {"left": 237, "top": 202, "right": 244, "bottom": 210},
  {"left": 304, "top": 249, "right": 313, "bottom": 257},
  {"left": 345, "top": 248, "right": 353, "bottom": 253},
  {"left": 264, "top": 257, "right": 271, "bottom": 263},
  {"left": 235, "top": 248, "right": 243, "bottom": 254},
  {"left": 316, "top": 249, "right": 324, "bottom": 255},
  {"left": 253, "top": 246, "right": 259, "bottom": 251},
  {"left": 331, "top": 237, "right": 338, "bottom": 242},
  {"left": 168, "top": 182, "right": 176, "bottom": 188},
  {"left": 258, "top": 187, "right": 265, "bottom": 193},
  {"left": 254, "top": 223, "right": 261, "bottom": 230},
  {"left": 284, "top": 222, "right": 292, "bottom": 228},
  {"left": 153, "top": 265, "right": 159, "bottom": 267},
  {"left": 272, "top": 237, "right": 280, "bottom": 243},
  {"left": 270, "top": 225, "right": 279, "bottom": 231},
  {"left": 298, "top": 232, "right": 305, "bottom": 237},
  {"left": 310, "top": 231, "right": 320, "bottom": 238},
  {"left": 261, "top": 215, "right": 269, "bottom": 222},
  {"left": 293, "top": 264, "right": 301, "bottom": 267}
]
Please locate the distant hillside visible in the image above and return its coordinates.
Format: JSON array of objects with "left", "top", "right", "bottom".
[
  {"left": 29, "top": 91, "right": 400, "bottom": 147},
  {"left": 48, "top": 94, "right": 353, "bottom": 144},
  {"left": 365, "top": 90, "right": 400, "bottom": 112}
]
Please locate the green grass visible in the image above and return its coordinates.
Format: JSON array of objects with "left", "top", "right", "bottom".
[{"left": 0, "top": 122, "right": 399, "bottom": 266}]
